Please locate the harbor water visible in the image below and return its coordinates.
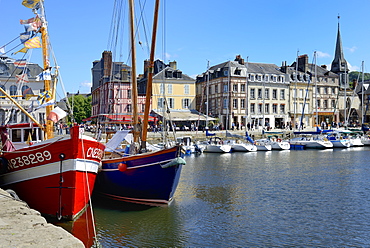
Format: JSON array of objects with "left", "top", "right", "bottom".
[{"left": 65, "top": 147, "right": 370, "bottom": 247}]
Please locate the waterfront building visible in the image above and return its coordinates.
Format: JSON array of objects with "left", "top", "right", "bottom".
[
  {"left": 330, "top": 19, "right": 361, "bottom": 126},
  {"left": 196, "top": 55, "right": 290, "bottom": 130},
  {"left": 282, "top": 54, "right": 340, "bottom": 128},
  {"left": 91, "top": 51, "right": 147, "bottom": 123},
  {"left": 0, "top": 55, "right": 45, "bottom": 125},
  {"left": 139, "top": 60, "right": 196, "bottom": 112}
]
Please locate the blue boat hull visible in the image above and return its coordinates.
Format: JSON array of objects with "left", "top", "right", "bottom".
[{"left": 94, "top": 146, "right": 183, "bottom": 205}]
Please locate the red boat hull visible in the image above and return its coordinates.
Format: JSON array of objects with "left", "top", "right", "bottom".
[{"left": 0, "top": 126, "right": 105, "bottom": 220}]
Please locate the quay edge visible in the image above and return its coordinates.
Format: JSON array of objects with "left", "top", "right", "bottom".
[{"left": 0, "top": 188, "right": 84, "bottom": 248}]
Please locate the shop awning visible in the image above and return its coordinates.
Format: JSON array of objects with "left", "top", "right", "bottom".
[
  {"left": 152, "top": 110, "right": 216, "bottom": 121},
  {"left": 83, "top": 114, "right": 156, "bottom": 122}
]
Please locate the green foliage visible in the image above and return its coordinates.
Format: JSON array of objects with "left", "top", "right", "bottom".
[
  {"left": 67, "top": 95, "right": 92, "bottom": 123},
  {"left": 349, "top": 71, "right": 370, "bottom": 82}
]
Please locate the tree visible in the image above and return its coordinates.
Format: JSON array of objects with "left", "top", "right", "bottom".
[
  {"left": 67, "top": 95, "right": 92, "bottom": 123},
  {"left": 349, "top": 71, "right": 370, "bottom": 82}
]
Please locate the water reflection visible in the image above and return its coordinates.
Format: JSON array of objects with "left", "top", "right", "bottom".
[{"left": 57, "top": 147, "right": 370, "bottom": 247}]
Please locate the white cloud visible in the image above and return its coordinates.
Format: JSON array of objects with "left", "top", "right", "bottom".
[
  {"left": 346, "top": 46, "right": 357, "bottom": 53},
  {"left": 316, "top": 51, "right": 331, "bottom": 58},
  {"left": 80, "top": 80, "right": 92, "bottom": 88}
]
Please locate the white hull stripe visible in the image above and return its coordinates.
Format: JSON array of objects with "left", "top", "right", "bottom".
[{"left": 0, "top": 159, "right": 100, "bottom": 186}]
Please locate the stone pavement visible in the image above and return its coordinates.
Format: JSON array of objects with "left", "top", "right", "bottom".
[{"left": 0, "top": 188, "right": 84, "bottom": 248}]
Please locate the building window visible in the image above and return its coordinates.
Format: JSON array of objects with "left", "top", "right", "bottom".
[
  {"left": 280, "top": 89, "right": 285, "bottom": 100},
  {"left": 272, "top": 89, "right": 277, "bottom": 99},
  {"left": 157, "top": 98, "right": 164, "bottom": 108},
  {"left": 299, "top": 89, "right": 303, "bottom": 98},
  {"left": 331, "top": 100, "right": 336, "bottom": 108},
  {"left": 182, "top": 98, "right": 190, "bottom": 108},
  {"left": 215, "top": 84, "right": 218, "bottom": 93},
  {"left": 280, "top": 104, "right": 285, "bottom": 114},
  {"left": 251, "top": 103, "right": 255, "bottom": 114},
  {"left": 223, "top": 84, "right": 228, "bottom": 92},
  {"left": 168, "top": 98, "right": 174, "bottom": 108},
  {"left": 241, "top": 99, "right": 245, "bottom": 109},
  {"left": 241, "top": 84, "right": 245, "bottom": 92},
  {"left": 167, "top": 84, "right": 172, "bottom": 94},
  {"left": 223, "top": 98, "right": 228, "bottom": 109},
  {"left": 127, "top": 104, "right": 132, "bottom": 112},
  {"left": 265, "top": 88, "right": 269, "bottom": 99},
  {"left": 324, "top": 100, "right": 328, "bottom": 109},
  {"left": 184, "top": 84, "right": 190, "bottom": 95},
  {"left": 273, "top": 104, "right": 277, "bottom": 114},
  {"left": 324, "top": 87, "right": 328, "bottom": 94},
  {"left": 258, "top": 89, "right": 262, "bottom": 99},
  {"left": 258, "top": 104, "right": 262, "bottom": 114},
  {"left": 250, "top": 88, "right": 255, "bottom": 99},
  {"left": 0, "top": 109, "right": 5, "bottom": 125},
  {"left": 317, "top": 100, "right": 321, "bottom": 109},
  {"left": 10, "top": 85, "right": 17, "bottom": 96},
  {"left": 249, "top": 75, "right": 255, "bottom": 81},
  {"left": 265, "top": 103, "right": 269, "bottom": 114},
  {"left": 127, "top": 89, "right": 131, "bottom": 99},
  {"left": 233, "top": 84, "right": 238, "bottom": 92},
  {"left": 0, "top": 85, "right": 5, "bottom": 96},
  {"left": 20, "top": 112, "right": 28, "bottom": 123},
  {"left": 233, "top": 99, "right": 238, "bottom": 109},
  {"left": 160, "top": 84, "right": 165, "bottom": 94}
]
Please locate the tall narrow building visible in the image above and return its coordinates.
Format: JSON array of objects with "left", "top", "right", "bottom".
[{"left": 330, "top": 16, "right": 349, "bottom": 88}]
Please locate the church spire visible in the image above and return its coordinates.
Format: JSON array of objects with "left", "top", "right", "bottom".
[{"left": 331, "top": 15, "right": 348, "bottom": 73}]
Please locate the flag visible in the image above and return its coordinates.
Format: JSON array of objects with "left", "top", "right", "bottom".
[
  {"left": 36, "top": 69, "right": 51, "bottom": 81},
  {"left": 24, "top": 36, "right": 41, "bottom": 48},
  {"left": 22, "top": 0, "right": 40, "bottom": 9},
  {"left": 16, "top": 73, "right": 29, "bottom": 84},
  {"left": 36, "top": 91, "right": 52, "bottom": 105},
  {"left": 47, "top": 107, "right": 67, "bottom": 123},
  {"left": 22, "top": 87, "right": 34, "bottom": 98},
  {"left": 12, "top": 47, "right": 29, "bottom": 55},
  {"left": 20, "top": 32, "right": 31, "bottom": 43},
  {"left": 20, "top": 17, "right": 36, "bottom": 24},
  {"left": 14, "top": 59, "right": 28, "bottom": 68}
]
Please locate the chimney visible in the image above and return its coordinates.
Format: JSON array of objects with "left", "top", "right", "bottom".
[
  {"left": 235, "top": 55, "right": 244, "bottom": 65},
  {"left": 169, "top": 61, "right": 177, "bottom": 70},
  {"left": 102, "top": 51, "right": 112, "bottom": 77},
  {"left": 121, "top": 69, "right": 129, "bottom": 81},
  {"left": 143, "top": 59, "right": 150, "bottom": 77},
  {"left": 281, "top": 61, "right": 288, "bottom": 73},
  {"left": 298, "top": 54, "right": 309, "bottom": 73},
  {"left": 321, "top": 64, "right": 327, "bottom": 70}
]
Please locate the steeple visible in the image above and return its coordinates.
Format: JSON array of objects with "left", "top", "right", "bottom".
[{"left": 331, "top": 15, "right": 348, "bottom": 73}]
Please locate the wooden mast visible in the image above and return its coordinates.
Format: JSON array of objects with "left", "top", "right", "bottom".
[
  {"left": 129, "top": 0, "right": 139, "bottom": 142},
  {"left": 39, "top": 1, "right": 54, "bottom": 139},
  {"left": 141, "top": 0, "right": 160, "bottom": 151}
]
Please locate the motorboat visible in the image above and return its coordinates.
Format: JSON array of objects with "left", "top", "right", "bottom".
[
  {"left": 224, "top": 139, "right": 257, "bottom": 152},
  {"left": 289, "top": 135, "right": 333, "bottom": 149},
  {"left": 254, "top": 139, "right": 272, "bottom": 151},
  {"left": 326, "top": 132, "right": 351, "bottom": 148},
  {"left": 203, "top": 137, "right": 232, "bottom": 153}
]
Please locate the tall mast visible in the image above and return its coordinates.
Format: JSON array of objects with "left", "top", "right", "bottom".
[
  {"left": 128, "top": 0, "right": 139, "bottom": 142},
  {"left": 245, "top": 56, "right": 249, "bottom": 130},
  {"left": 227, "top": 60, "right": 230, "bottom": 131},
  {"left": 294, "top": 50, "right": 299, "bottom": 130},
  {"left": 141, "top": 0, "right": 160, "bottom": 151},
  {"left": 39, "top": 0, "right": 54, "bottom": 139},
  {"left": 362, "top": 61, "right": 365, "bottom": 124},
  {"left": 206, "top": 61, "right": 210, "bottom": 128},
  {"left": 314, "top": 51, "right": 318, "bottom": 127}
]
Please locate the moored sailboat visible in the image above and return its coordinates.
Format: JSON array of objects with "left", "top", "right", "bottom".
[
  {"left": 94, "top": 0, "right": 185, "bottom": 205},
  {"left": 0, "top": 1, "right": 105, "bottom": 220}
]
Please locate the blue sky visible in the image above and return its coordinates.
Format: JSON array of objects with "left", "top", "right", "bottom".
[{"left": 1, "top": 0, "right": 370, "bottom": 97}]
